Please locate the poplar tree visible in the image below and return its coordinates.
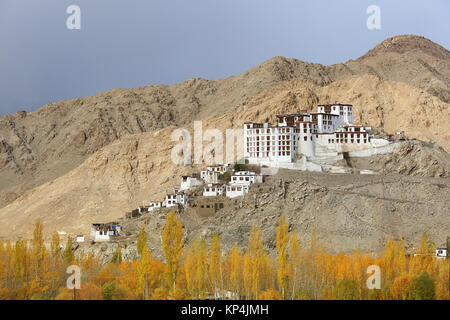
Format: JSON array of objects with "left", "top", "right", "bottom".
[
  {"left": 209, "top": 234, "right": 222, "bottom": 298},
  {"left": 276, "top": 216, "right": 289, "bottom": 298},
  {"left": 162, "top": 212, "right": 184, "bottom": 291},
  {"left": 63, "top": 237, "right": 74, "bottom": 264}
]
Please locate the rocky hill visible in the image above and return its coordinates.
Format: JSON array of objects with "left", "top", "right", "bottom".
[
  {"left": 0, "top": 35, "right": 449, "bottom": 254},
  {"left": 74, "top": 165, "right": 450, "bottom": 263}
]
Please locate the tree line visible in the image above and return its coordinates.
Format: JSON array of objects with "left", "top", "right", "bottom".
[{"left": 0, "top": 213, "right": 448, "bottom": 300}]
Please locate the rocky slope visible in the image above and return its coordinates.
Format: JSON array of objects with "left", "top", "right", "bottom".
[{"left": 74, "top": 167, "right": 450, "bottom": 263}]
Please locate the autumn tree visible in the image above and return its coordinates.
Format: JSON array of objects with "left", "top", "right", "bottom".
[
  {"left": 390, "top": 275, "right": 411, "bottom": 300},
  {"left": 289, "top": 230, "right": 301, "bottom": 299},
  {"left": 137, "top": 229, "right": 147, "bottom": 257},
  {"left": 276, "top": 216, "right": 290, "bottom": 298},
  {"left": 162, "top": 212, "right": 184, "bottom": 292},
  {"left": 209, "top": 234, "right": 222, "bottom": 298},
  {"left": 229, "top": 243, "right": 242, "bottom": 299},
  {"left": 63, "top": 237, "right": 74, "bottom": 264}
]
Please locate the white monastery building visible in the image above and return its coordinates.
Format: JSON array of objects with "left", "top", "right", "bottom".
[{"left": 244, "top": 104, "right": 381, "bottom": 165}]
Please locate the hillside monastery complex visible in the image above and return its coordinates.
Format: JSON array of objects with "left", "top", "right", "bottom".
[{"left": 244, "top": 103, "right": 392, "bottom": 167}]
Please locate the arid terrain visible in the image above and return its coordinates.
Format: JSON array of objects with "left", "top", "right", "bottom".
[{"left": 0, "top": 35, "right": 449, "bottom": 256}]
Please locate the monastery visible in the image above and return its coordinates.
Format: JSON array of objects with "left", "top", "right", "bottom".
[{"left": 244, "top": 103, "right": 393, "bottom": 169}]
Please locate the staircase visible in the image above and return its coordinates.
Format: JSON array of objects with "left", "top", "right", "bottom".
[{"left": 308, "top": 144, "right": 343, "bottom": 165}]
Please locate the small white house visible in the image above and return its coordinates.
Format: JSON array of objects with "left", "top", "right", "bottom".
[
  {"left": 230, "top": 171, "right": 263, "bottom": 186},
  {"left": 180, "top": 176, "right": 203, "bottom": 191},
  {"left": 91, "top": 223, "right": 120, "bottom": 242},
  {"left": 203, "top": 184, "right": 225, "bottom": 197},
  {"left": 226, "top": 184, "right": 249, "bottom": 198},
  {"left": 76, "top": 235, "right": 85, "bottom": 243},
  {"left": 436, "top": 248, "right": 448, "bottom": 259}
]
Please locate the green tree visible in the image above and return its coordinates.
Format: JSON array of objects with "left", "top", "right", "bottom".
[
  {"left": 111, "top": 248, "right": 123, "bottom": 265},
  {"left": 137, "top": 229, "right": 147, "bottom": 258},
  {"left": 219, "top": 172, "right": 231, "bottom": 183},
  {"left": 63, "top": 237, "right": 74, "bottom": 264},
  {"left": 102, "top": 282, "right": 117, "bottom": 300},
  {"left": 334, "top": 279, "right": 360, "bottom": 300},
  {"left": 408, "top": 272, "right": 436, "bottom": 300}
]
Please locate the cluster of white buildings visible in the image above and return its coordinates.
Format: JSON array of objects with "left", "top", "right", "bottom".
[
  {"left": 243, "top": 103, "right": 387, "bottom": 166},
  {"left": 136, "top": 164, "right": 264, "bottom": 215},
  {"left": 201, "top": 165, "right": 263, "bottom": 199}
]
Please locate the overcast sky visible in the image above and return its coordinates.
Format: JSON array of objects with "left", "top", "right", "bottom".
[{"left": 0, "top": 0, "right": 449, "bottom": 115}]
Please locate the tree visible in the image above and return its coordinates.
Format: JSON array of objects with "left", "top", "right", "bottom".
[
  {"left": 334, "top": 279, "right": 359, "bottom": 300},
  {"left": 390, "top": 275, "right": 411, "bottom": 300},
  {"left": 50, "top": 231, "right": 61, "bottom": 263},
  {"left": 184, "top": 238, "right": 199, "bottom": 298},
  {"left": 102, "top": 282, "right": 117, "bottom": 300},
  {"left": 111, "top": 248, "right": 123, "bottom": 265},
  {"left": 209, "top": 234, "right": 222, "bottom": 298},
  {"left": 408, "top": 271, "right": 436, "bottom": 300},
  {"left": 289, "top": 230, "right": 301, "bottom": 299},
  {"left": 137, "top": 229, "right": 147, "bottom": 258},
  {"left": 276, "top": 216, "right": 290, "bottom": 298},
  {"left": 229, "top": 243, "right": 242, "bottom": 298},
  {"left": 219, "top": 172, "right": 231, "bottom": 183},
  {"left": 247, "top": 225, "right": 263, "bottom": 299},
  {"left": 63, "top": 237, "right": 74, "bottom": 264},
  {"left": 195, "top": 240, "right": 208, "bottom": 299},
  {"left": 162, "top": 212, "right": 184, "bottom": 292},
  {"left": 78, "top": 282, "right": 102, "bottom": 300},
  {"left": 150, "top": 287, "right": 168, "bottom": 300},
  {"left": 259, "top": 289, "right": 282, "bottom": 300}
]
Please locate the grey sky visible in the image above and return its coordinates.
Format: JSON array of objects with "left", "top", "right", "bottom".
[{"left": 0, "top": 0, "right": 449, "bottom": 115}]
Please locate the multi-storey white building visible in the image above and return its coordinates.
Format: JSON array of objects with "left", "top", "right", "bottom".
[
  {"left": 244, "top": 104, "right": 374, "bottom": 164},
  {"left": 230, "top": 171, "right": 263, "bottom": 186},
  {"left": 165, "top": 193, "right": 189, "bottom": 208}
]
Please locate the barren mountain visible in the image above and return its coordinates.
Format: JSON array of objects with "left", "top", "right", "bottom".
[{"left": 0, "top": 35, "right": 449, "bottom": 248}]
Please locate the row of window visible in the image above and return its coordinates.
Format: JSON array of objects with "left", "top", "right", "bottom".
[
  {"left": 247, "top": 128, "right": 293, "bottom": 134},
  {"left": 249, "top": 151, "right": 291, "bottom": 157},
  {"left": 247, "top": 141, "right": 292, "bottom": 146}
]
